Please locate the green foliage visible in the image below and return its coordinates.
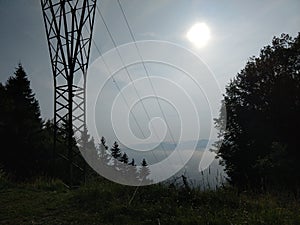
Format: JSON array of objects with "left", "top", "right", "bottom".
[
  {"left": 1, "top": 179, "right": 299, "bottom": 225},
  {"left": 216, "top": 33, "right": 300, "bottom": 190}
]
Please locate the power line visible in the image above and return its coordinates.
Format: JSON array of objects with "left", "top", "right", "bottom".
[
  {"left": 116, "top": 0, "right": 183, "bottom": 165},
  {"left": 86, "top": 30, "right": 162, "bottom": 188},
  {"left": 96, "top": 5, "right": 151, "bottom": 125},
  {"left": 94, "top": 42, "right": 147, "bottom": 140},
  {"left": 76, "top": 12, "right": 148, "bottom": 141},
  {"left": 81, "top": 17, "right": 148, "bottom": 146},
  {"left": 83, "top": 5, "right": 169, "bottom": 162}
]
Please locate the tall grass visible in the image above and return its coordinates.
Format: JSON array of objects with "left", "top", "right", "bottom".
[{"left": 1, "top": 174, "right": 300, "bottom": 224}]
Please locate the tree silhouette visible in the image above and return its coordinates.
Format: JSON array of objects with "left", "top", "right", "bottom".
[
  {"left": 216, "top": 33, "right": 300, "bottom": 191},
  {"left": 100, "top": 136, "right": 108, "bottom": 150},
  {"left": 139, "top": 158, "right": 152, "bottom": 185},
  {"left": 111, "top": 141, "right": 122, "bottom": 160},
  {"left": 0, "top": 64, "right": 45, "bottom": 179},
  {"left": 120, "top": 152, "right": 129, "bottom": 164},
  {"left": 78, "top": 128, "right": 99, "bottom": 180},
  {"left": 128, "top": 158, "right": 135, "bottom": 166},
  {"left": 125, "top": 158, "right": 139, "bottom": 184},
  {"left": 99, "top": 136, "right": 111, "bottom": 165}
]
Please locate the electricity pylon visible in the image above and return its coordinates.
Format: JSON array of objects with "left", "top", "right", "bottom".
[{"left": 41, "top": 0, "right": 97, "bottom": 186}]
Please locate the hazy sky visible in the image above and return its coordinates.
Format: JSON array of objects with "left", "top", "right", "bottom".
[{"left": 0, "top": 0, "right": 299, "bottom": 146}]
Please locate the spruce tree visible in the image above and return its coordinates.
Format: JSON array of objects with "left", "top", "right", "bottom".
[
  {"left": 120, "top": 152, "right": 129, "bottom": 164},
  {"left": 139, "top": 158, "right": 151, "bottom": 185},
  {"left": 99, "top": 136, "right": 110, "bottom": 164},
  {"left": 0, "top": 64, "right": 44, "bottom": 179},
  {"left": 111, "top": 141, "right": 121, "bottom": 160}
]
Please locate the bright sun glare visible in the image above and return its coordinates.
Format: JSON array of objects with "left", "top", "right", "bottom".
[{"left": 186, "top": 22, "right": 211, "bottom": 48}]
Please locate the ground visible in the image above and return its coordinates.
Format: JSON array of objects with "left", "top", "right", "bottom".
[{"left": 0, "top": 177, "right": 299, "bottom": 225}]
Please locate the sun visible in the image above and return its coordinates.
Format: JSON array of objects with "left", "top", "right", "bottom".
[{"left": 186, "top": 22, "right": 211, "bottom": 48}]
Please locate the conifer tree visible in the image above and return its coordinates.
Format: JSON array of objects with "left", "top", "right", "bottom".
[
  {"left": 139, "top": 158, "right": 151, "bottom": 185},
  {"left": 99, "top": 136, "right": 110, "bottom": 164},
  {"left": 111, "top": 141, "right": 121, "bottom": 160},
  {"left": 0, "top": 64, "right": 44, "bottom": 179},
  {"left": 120, "top": 152, "right": 129, "bottom": 164}
]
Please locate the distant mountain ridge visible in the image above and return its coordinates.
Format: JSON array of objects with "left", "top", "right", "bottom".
[
  {"left": 117, "top": 139, "right": 225, "bottom": 187},
  {"left": 121, "top": 139, "right": 212, "bottom": 152}
]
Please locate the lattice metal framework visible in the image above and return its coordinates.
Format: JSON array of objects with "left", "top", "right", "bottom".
[{"left": 41, "top": 0, "right": 97, "bottom": 186}]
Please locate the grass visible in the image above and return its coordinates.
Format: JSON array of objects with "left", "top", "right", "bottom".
[{"left": 0, "top": 176, "right": 299, "bottom": 225}]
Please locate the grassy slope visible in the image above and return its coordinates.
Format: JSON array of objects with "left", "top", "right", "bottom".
[{"left": 0, "top": 177, "right": 299, "bottom": 225}]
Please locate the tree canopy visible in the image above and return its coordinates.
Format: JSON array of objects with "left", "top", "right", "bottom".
[{"left": 216, "top": 33, "right": 300, "bottom": 191}]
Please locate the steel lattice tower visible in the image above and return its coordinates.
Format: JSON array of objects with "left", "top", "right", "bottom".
[{"left": 41, "top": 0, "right": 97, "bottom": 186}]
